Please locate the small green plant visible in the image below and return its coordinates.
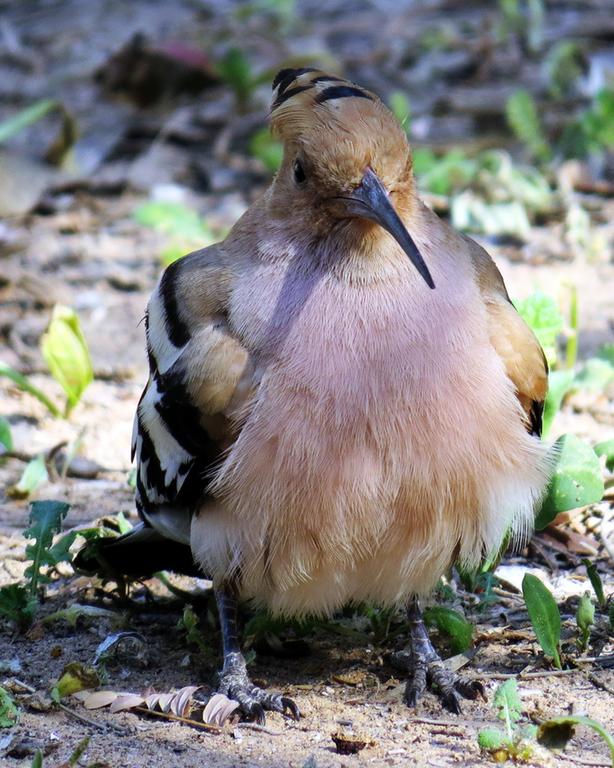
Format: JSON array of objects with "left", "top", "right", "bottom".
[
  {"left": 0, "top": 500, "right": 74, "bottom": 629},
  {"left": 595, "top": 439, "right": 614, "bottom": 473},
  {"left": 536, "top": 434, "right": 604, "bottom": 529},
  {"left": 514, "top": 292, "right": 564, "bottom": 369},
  {"left": 583, "top": 559, "right": 606, "bottom": 608},
  {"left": 0, "top": 416, "right": 12, "bottom": 451},
  {"left": 537, "top": 715, "right": 614, "bottom": 765},
  {"left": 30, "top": 736, "right": 94, "bottom": 768},
  {"left": 479, "top": 680, "right": 614, "bottom": 764},
  {"left": 423, "top": 606, "right": 473, "bottom": 653},
  {"left": 217, "top": 48, "right": 256, "bottom": 108},
  {"left": 177, "top": 605, "right": 210, "bottom": 656},
  {"left": 8, "top": 454, "right": 48, "bottom": 499},
  {"left": 0, "top": 306, "right": 93, "bottom": 420},
  {"left": 0, "top": 99, "right": 76, "bottom": 166},
  {"left": 478, "top": 679, "right": 537, "bottom": 761},
  {"left": 545, "top": 41, "right": 584, "bottom": 99},
  {"left": 0, "top": 361, "right": 61, "bottom": 417},
  {"left": 576, "top": 592, "right": 595, "bottom": 652},
  {"left": 506, "top": 90, "right": 550, "bottom": 163},
  {"left": 41, "top": 306, "right": 93, "bottom": 417},
  {"left": 522, "top": 573, "right": 561, "bottom": 668},
  {"left": 560, "top": 88, "right": 614, "bottom": 159},
  {"left": 51, "top": 662, "right": 100, "bottom": 703},
  {"left": 134, "top": 200, "right": 221, "bottom": 266},
  {"left": 0, "top": 686, "right": 19, "bottom": 728},
  {"left": 250, "top": 127, "right": 284, "bottom": 173},
  {"left": 388, "top": 91, "right": 411, "bottom": 131},
  {"left": 235, "top": 0, "right": 297, "bottom": 31}
]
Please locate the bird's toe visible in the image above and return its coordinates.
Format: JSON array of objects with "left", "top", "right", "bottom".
[
  {"left": 222, "top": 679, "right": 299, "bottom": 724},
  {"left": 455, "top": 677, "right": 486, "bottom": 702},
  {"left": 281, "top": 696, "right": 301, "bottom": 720}
]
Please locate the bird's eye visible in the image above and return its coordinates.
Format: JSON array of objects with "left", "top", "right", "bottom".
[{"left": 293, "top": 159, "right": 307, "bottom": 185}]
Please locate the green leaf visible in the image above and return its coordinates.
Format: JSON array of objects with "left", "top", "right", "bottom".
[
  {"left": 217, "top": 48, "right": 253, "bottom": 104},
  {"left": 53, "top": 662, "right": 99, "bottom": 700},
  {"left": 24, "top": 500, "right": 71, "bottom": 596},
  {"left": 0, "top": 361, "right": 61, "bottom": 417},
  {"left": 389, "top": 91, "right": 411, "bottom": 131},
  {"left": 9, "top": 454, "right": 48, "bottom": 499},
  {"left": 514, "top": 292, "right": 564, "bottom": 368},
  {"left": 42, "top": 603, "right": 118, "bottom": 628},
  {"left": 0, "top": 583, "right": 37, "bottom": 628},
  {"left": 126, "top": 467, "right": 137, "bottom": 489},
  {"left": 451, "top": 193, "right": 530, "bottom": 238},
  {"left": 68, "top": 737, "right": 90, "bottom": 767},
  {"left": 0, "top": 99, "right": 57, "bottom": 143},
  {"left": 494, "top": 678, "right": 523, "bottom": 729},
  {"left": 40, "top": 305, "right": 93, "bottom": 416},
  {"left": 573, "top": 358, "right": 614, "bottom": 392},
  {"left": 538, "top": 715, "right": 614, "bottom": 763},
  {"left": 134, "top": 201, "right": 209, "bottom": 240},
  {"left": 0, "top": 416, "right": 13, "bottom": 451},
  {"left": 249, "top": 127, "right": 283, "bottom": 173},
  {"left": 414, "top": 149, "right": 477, "bottom": 196},
  {"left": 477, "top": 727, "right": 507, "bottom": 750},
  {"left": 423, "top": 606, "right": 473, "bottom": 653},
  {"left": 598, "top": 344, "right": 614, "bottom": 366},
  {"left": 583, "top": 558, "right": 606, "bottom": 608},
  {"left": 576, "top": 592, "right": 594, "bottom": 651},
  {"left": 522, "top": 573, "right": 562, "bottom": 668},
  {"left": 116, "top": 510, "right": 133, "bottom": 534},
  {"left": 546, "top": 41, "right": 584, "bottom": 99},
  {"left": 542, "top": 370, "right": 575, "bottom": 437},
  {"left": 595, "top": 439, "right": 614, "bottom": 473},
  {"left": 31, "top": 752, "right": 43, "bottom": 768},
  {"left": 536, "top": 434, "right": 604, "bottom": 528},
  {"left": 0, "top": 686, "right": 19, "bottom": 728},
  {"left": 505, "top": 90, "right": 550, "bottom": 162}
]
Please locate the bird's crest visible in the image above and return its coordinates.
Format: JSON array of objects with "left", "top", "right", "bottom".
[{"left": 269, "top": 67, "right": 410, "bottom": 189}]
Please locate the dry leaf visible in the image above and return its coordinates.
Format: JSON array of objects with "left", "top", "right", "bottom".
[
  {"left": 155, "top": 693, "right": 175, "bottom": 713},
  {"left": 202, "top": 693, "right": 240, "bottom": 726},
  {"left": 83, "top": 690, "right": 120, "bottom": 709},
  {"left": 109, "top": 694, "right": 146, "bottom": 713},
  {"left": 332, "top": 670, "right": 366, "bottom": 686},
  {"left": 171, "top": 686, "right": 200, "bottom": 717},
  {"left": 331, "top": 730, "right": 374, "bottom": 755}
]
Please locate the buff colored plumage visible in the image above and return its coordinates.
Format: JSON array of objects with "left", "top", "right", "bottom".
[{"left": 75, "top": 67, "right": 551, "bottom": 721}]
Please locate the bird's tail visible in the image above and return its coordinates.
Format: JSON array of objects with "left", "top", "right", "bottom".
[{"left": 72, "top": 523, "right": 202, "bottom": 578}]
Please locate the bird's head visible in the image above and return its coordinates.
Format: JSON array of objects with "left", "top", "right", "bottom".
[{"left": 268, "top": 68, "right": 434, "bottom": 288}]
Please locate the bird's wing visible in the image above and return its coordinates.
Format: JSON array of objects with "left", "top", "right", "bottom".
[
  {"left": 467, "top": 236, "right": 548, "bottom": 436},
  {"left": 131, "top": 245, "right": 253, "bottom": 543}
]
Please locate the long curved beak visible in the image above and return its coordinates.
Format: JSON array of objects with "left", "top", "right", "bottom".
[{"left": 339, "top": 167, "right": 435, "bottom": 289}]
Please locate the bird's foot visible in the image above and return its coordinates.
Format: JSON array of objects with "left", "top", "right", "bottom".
[
  {"left": 400, "top": 597, "right": 485, "bottom": 713},
  {"left": 218, "top": 653, "right": 300, "bottom": 724},
  {"left": 397, "top": 649, "right": 485, "bottom": 714}
]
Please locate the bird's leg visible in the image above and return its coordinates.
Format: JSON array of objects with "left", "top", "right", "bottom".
[
  {"left": 214, "top": 584, "right": 300, "bottom": 724},
  {"left": 401, "top": 597, "right": 485, "bottom": 714}
]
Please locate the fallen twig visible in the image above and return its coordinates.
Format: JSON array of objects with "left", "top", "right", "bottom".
[
  {"left": 482, "top": 669, "right": 579, "bottom": 680},
  {"left": 132, "top": 706, "right": 221, "bottom": 733},
  {"left": 58, "top": 702, "right": 129, "bottom": 735},
  {"left": 587, "top": 673, "right": 614, "bottom": 697}
]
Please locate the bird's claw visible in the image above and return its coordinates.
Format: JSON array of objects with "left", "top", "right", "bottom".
[
  {"left": 400, "top": 655, "right": 486, "bottom": 714},
  {"left": 220, "top": 674, "right": 300, "bottom": 724}
]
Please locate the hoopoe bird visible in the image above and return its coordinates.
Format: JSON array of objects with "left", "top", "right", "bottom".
[{"left": 75, "top": 68, "right": 551, "bottom": 721}]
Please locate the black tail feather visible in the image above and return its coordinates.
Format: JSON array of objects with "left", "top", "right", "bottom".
[{"left": 73, "top": 524, "right": 202, "bottom": 579}]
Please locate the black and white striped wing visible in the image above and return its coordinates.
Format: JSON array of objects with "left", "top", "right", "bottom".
[{"left": 131, "top": 249, "right": 250, "bottom": 545}]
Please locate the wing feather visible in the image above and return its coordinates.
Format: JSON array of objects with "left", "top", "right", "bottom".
[
  {"left": 467, "top": 236, "right": 548, "bottom": 436},
  {"left": 131, "top": 245, "right": 253, "bottom": 542}
]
